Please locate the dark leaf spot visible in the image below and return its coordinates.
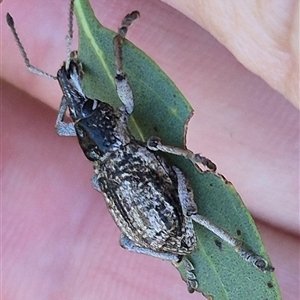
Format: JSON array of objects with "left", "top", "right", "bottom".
[{"left": 214, "top": 239, "right": 222, "bottom": 251}]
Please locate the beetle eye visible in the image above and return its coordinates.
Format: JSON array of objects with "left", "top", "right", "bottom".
[{"left": 82, "top": 99, "right": 98, "bottom": 117}]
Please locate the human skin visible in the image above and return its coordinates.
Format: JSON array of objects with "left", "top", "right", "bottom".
[
  {"left": 2, "top": 0, "right": 299, "bottom": 300},
  {"left": 162, "top": 0, "right": 299, "bottom": 109}
]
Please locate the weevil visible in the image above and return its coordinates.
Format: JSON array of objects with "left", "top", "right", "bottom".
[{"left": 7, "top": 0, "right": 274, "bottom": 293}]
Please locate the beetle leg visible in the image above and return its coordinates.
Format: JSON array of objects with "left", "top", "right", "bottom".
[
  {"left": 55, "top": 96, "right": 77, "bottom": 136},
  {"left": 172, "top": 166, "right": 198, "bottom": 216},
  {"left": 147, "top": 136, "right": 216, "bottom": 172},
  {"left": 174, "top": 257, "right": 199, "bottom": 293},
  {"left": 173, "top": 166, "right": 273, "bottom": 272},
  {"left": 192, "top": 213, "right": 273, "bottom": 271},
  {"left": 121, "top": 233, "right": 199, "bottom": 293},
  {"left": 91, "top": 174, "right": 102, "bottom": 192},
  {"left": 120, "top": 234, "right": 179, "bottom": 262}
]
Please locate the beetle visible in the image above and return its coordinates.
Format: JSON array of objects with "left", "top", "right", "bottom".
[{"left": 7, "top": 0, "right": 272, "bottom": 293}]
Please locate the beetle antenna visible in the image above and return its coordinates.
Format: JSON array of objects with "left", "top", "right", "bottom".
[
  {"left": 6, "top": 12, "right": 57, "bottom": 80},
  {"left": 65, "top": 0, "right": 75, "bottom": 70},
  {"left": 113, "top": 11, "right": 140, "bottom": 76}
]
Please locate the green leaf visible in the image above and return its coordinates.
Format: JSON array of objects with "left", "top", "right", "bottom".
[{"left": 74, "top": 0, "right": 281, "bottom": 299}]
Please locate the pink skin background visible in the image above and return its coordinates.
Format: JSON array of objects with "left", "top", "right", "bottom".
[{"left": 1, "top": 0, "right": 299, "bottom": 299}]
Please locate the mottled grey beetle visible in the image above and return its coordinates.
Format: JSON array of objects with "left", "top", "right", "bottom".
[{"left": 7, "top": 0, "right": 273, "bottom": 293}]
